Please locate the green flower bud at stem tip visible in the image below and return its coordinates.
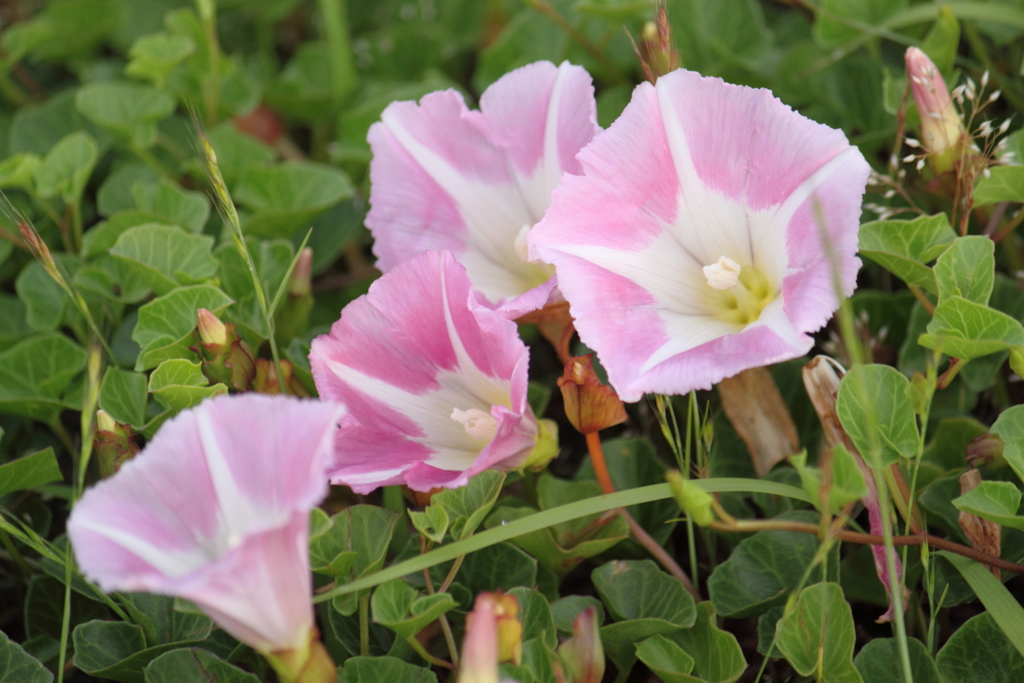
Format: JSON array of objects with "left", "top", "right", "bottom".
[
  {"left": 521, "top": 418, "right": 559, "bottom": 472},
  {"left": 197, "top": 308, "right": 229, "bottom": 346},
  {"left": 666, "top": 470, "right": 716, "bottom": 527}
]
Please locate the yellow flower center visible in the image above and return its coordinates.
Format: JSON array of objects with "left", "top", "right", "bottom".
[{"left": 703, "top": 256, "right": 775, "bottom": 326}]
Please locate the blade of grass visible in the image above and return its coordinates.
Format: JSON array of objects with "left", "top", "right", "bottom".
[
  {"left": 313, "top": 478, "right": 810, "bottom": 603},
  {"left": 940, "top": 551, "right": 1024, "bottom": 659}
]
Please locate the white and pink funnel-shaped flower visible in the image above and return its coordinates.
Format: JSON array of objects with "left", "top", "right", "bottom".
[
  {"left": 367, "top": 60, "right": 599, "bottom": 318},
  {"left": 310, "top": 250, "right": 540, "bottom": 493},
  {"left": 67, "top": 394, "right": 344, "bottom": 659},
  {"left": 529, "top": 69, "right": 870, "bottom": 401}
]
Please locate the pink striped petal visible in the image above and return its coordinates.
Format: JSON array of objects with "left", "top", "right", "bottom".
[
  {"left": 310, "top": 250, "right": 539, "bottom": 493},
  {"left": 530, "top": 70, "right": 869, "bottom": 401},
  {"left": 67, "top": 394, "right": 344, "bottom": 653},
  {"left": 366, "top": 61, "right": 598, "bottom": 313}
]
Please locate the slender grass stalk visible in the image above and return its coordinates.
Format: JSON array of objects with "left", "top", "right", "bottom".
[
  {"left": 195, "top": 0, "right": 220, "bottom": 125},
  {"left": 873, "top": 468, "right": 914, "bottom": 683},
  {"left": 358, "top": 594, "right": 370, "bottom": 657},
  {"left": 314, "top": 479, "right": 810, "bottom": 603}
]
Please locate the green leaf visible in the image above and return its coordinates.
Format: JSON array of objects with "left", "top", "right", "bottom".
[
  {"left": 854, "top": 637, "right": 940, "bottom": 683},
  {"left": 371, "top": 579, "right": 457, "bottom": 640},
  {"left": 551, "top": 596, "right": 605, "bottom": 636},
  {"left": 0, "top": 152, "right": 41, "bottom": 190},
  {"left": 974, "top": 166, "right": 1024, "bottom": 206},
  {"left": 0, "top": 448, "right": 61, "bottom": 496},
  {"left": 110, "top": 223, "right": 218, "bottom": 296},
  {"left": 97, "top": 164, "right": 162, "bottom": 217},
  {"left": 144, "top": 648, "right": 258, "bottom": 683},
  {"left": 24, "top": 575, "right": 108, "bottom": 643},
  {"left": 147, "top": 359, "right": 227, "bottom": 413},
  {"left": 82, "top": 209, "right": 165, "bottom": 257},
  {"left": 10, "top": 89, "right": 112, "bottom": 157},
  {"left": 98, "top": 367, "right": 147, "bottom": 428},
  {"left": 635, "top": 635, "right": 695, "bottom": 683},
  {"left": 409, "top": 505, "right": 449, "bottom": 544},
  {"left": 813, "top": 0, "right": 907, "bottom": 47},
  {"left": 858, "top": 214, "right": 956, "bottom": 293},
  {"left": 919, "top": 5, "right": 960, "bottom": 74},
  {"left": 940, "top": 552, "right": 1024, "bottom": 659},
  {"left": 934, "top": 236, "right": 995, "bottom": 305},
  {"left": 74, "top": 255, "right": 151, "bottom": 305},
  {"left": 131, "top": 285, "right": 233, "bottom": 371},
  {"left": 593, "top": 559, "right": 696, "bottom": 627},
  {"left": 72, "top": 619, "right": 205, "bottom": 683},
  {"left": 131, "top": 179, "right": 210, "bottom": 234},
  {"left": 0, "top": 333, "right": 86, "bottom": 422},
  {"left": 234, "top": 161, "right": 354, "bottom": 239},
  {"left": 708, "top": 511, "right": 840, "bottom": 618},
  {"left": 76, "top": 82, "right": 177, "bottom": 149},
  {"left": 991, "top": 406, "right": 1024, "bottom": 486},
  {"left": 790, "top": 445, "right": 867, "bottom": 514},
  {"left": 836, "top": 364, "right": 919, "bottom": 468},
  {"left": 952, "top": 481, "right": 1024, "bottom": 530},
  {"left": 509, "top": 587, "right": 558, "bottom": 650},
  {"left": 33, "top": 131, "right": 97, "bottom": 205},
  {"left": 125, "top": 33, "right": 196, "bottom": 89},
  {"left": 312, "top": 505, "right": 400, "bottom": 617},
  {"left": 919, "top": 296, "right": 1024, "bottom": 360},
  {"left": 14, "top": 258, "right": 72, "bottom": 333},
  {"left": 670, "top": 601, "right": 746, "bottom": 683},
  {"left": 340, "top": 656, "right": 438, "bottom": 683},
  {"left": 118, "top": 594, "right": 212, "bottom": 647},
  {"left": 0, "top": 630, "right": 52, "bottom": 683},
  {"left": 936, "top": 611, "right": 1024, "bottom": 682},
  {"left": 775, "top": 582, "right": 863, "bottom": 683},
  {"left": 456, "top": 542, "right": 538, "bottom": 594},
  {"left": 431, "top": 470, "right": 505, "bottom": 541}
]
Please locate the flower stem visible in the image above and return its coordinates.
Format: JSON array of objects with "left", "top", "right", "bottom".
[
  {"left": 422, "top": 564, "right": 460, "bottom": 667},
  {"left": 358, "top": 594, "right": 370, "bottom": 656},
  {"left": 408, "top": 636, "right": 454, "bottom": 670},
  {"left": 908, "top": 283, "right": 935, "bottom": 315},
  {"left": 585, "top": 431, "right": 699, "bottom": 599}
]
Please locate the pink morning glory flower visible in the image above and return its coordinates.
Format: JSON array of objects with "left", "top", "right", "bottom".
[
  {"left": 366, "top": 60, "right": 599, "bottom": 318},
  {"left": 529, "top": 69, "right": 870, "bottom": 401},
  {"left": 67, "top": 394, "right": 344, "bottom": 657},
  {"left": 309, "top": 250, "right": 539, "bottom": 493}
]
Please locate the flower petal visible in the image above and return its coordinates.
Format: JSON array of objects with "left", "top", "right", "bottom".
[
  {"left": 68, "top": 394, "right": 343, "bottom": 653},
  {"left": 310, "top": 251, "right": 538, "bottom": 492},
  {"left": 530, "top": 69, "right": 868, "bottom": 401}
]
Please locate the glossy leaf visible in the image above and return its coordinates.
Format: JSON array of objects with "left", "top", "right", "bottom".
[
  {"left": 430, "top": 470, "right": 505, "bottom": 541},
  {"left": 234, "top": 161, "right": 354, "bottom": 239},
  {"left": 370, "top": 579, "right": 457, "bottom": 640},
  {"left": 131, "top": 285, "right": 233, "bottom": 370},
  {"left": 147, "top": 359, "right": 227, "bottom": 413},
  {"left": 0, "top": 448, "right": 61, "bottom": 496},
  {"left": 340, "top": 656, "right": 438, "bottom": 683},
  {"left": 936, "top": 612, "right": 1024, "bottom": 682},
  {"left": 0, "top": 333, "right": 86, "bottom": 422},
  {"left": 708, "top": 511, "right": 840, "bottom": 618},
  {"left": 934, "top": 236, "right": 995, "bottom": 305},
  {"left": 952, "top": 481, "right": 1024, "bottom": 530},
  {"left": 920, "top": 296, "right": 1024, "bottom": 360},
  {"left": 0, "top": 631, "right": 52, "bottom": 683},
  {"left": 775, "top": 582, "right": 862, "bottom": 683},
  {"left": 836, "top": 364, "right": 919, "bottom": 468},
  {"left": 131, "top": 179, "right": 210, "bottom": 233},
  {"left": 974, "top": 166, "right": 1024, "bottom": 206},
  {"left": 75, "top": 82, "right": 177, "bottom": 149},
  {"left": 858, "top": 214, "right": 956, "bottom": 293},
  {"left": 33, "top": 130, "right": 98, "bottom": 204},
  {"left": 854, "top": 637, "right": 940, "bottom": 683},
  {"left": 790, "top": 445, "right": 867, "bottom": 514},
  {"left": 109, "top": 223, "right": 218, "bottom": 296},
  {"left": 670, "top": 602, "right": 746, "bottom": 683},
  {"left": 635, "top": 635, "right": 695, "bottom": 683}
]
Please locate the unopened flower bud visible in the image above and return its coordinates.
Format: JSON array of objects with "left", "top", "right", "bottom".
[
  {"left": 557, "top": 607, "right": 604, "bottom": 683},
  {"left": 966, "top": 432, "right": 1006, "bottom": 469},
  {"left": 94, "top": 410, "right": 141, "bottom": 478},
  {"left": 521, "top": 418, "right": 559, "bottom": 472},
  {"left": 557, "top": 355, "right": 627, "bottom": 435},
  {"left": 276, "top": 248, "right": 315, "bottom": 345},
  {"left": 191, "top": 309, "right": 256, "bottom": 391},
  {"left": 636, "top": 2, "right": 678, "bottom": 83},
  {"left": 905, "top": 47, "right": 964, "bottom": 172},
  {"left": 461, "top": 593, "right": 522, "bottom": 683},
  {"left": 253, "top": 358, "right": 309, "bottom": 397},
  {"left": 666, "top": 470, "right": 715, "bottom": 527}
]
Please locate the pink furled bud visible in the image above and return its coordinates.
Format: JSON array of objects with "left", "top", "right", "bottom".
[
  {"left": 557, "top": 607, "right": 604, "bottom": 683},
  {"left": 289, "top": 248, "right": 313, "bottom": 297},
  {"left": 461, "top": 594, "right": 500, "bottom": 683},
  {"left": 276, "top": 248, "right": 315, "bottom": 345},
  {"left": 191, "top": 309, "right": 257, "bottom": 392},
  {"left": 905, "top": 47, "right": 963, "bottom": 170},
  {"left": 94, "top": 410, "right": 141, "bottom": 478}
]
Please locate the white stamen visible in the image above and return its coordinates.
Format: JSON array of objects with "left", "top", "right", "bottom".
[
  {"left": 451, "top": 408, "right": 498, "bottom": 442},
  {"left": 703, "top": 256, "right": 742, "bottom": 290},
  {"left": 513, "top": 224, "right": 532, "bottom": 263}
]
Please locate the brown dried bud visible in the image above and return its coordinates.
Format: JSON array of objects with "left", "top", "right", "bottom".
[
  {"left": 966, "top": 432, "right": 1006, "bottom": 469},
  {"left": 958, "top": 469, "right": 1002, "bottom": 579},
  {"left": 557, "top": 355, "right": 627, "bottom": 435},
  {"left": 718, "top": 367, "right": 799, "bottom": 477}
]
